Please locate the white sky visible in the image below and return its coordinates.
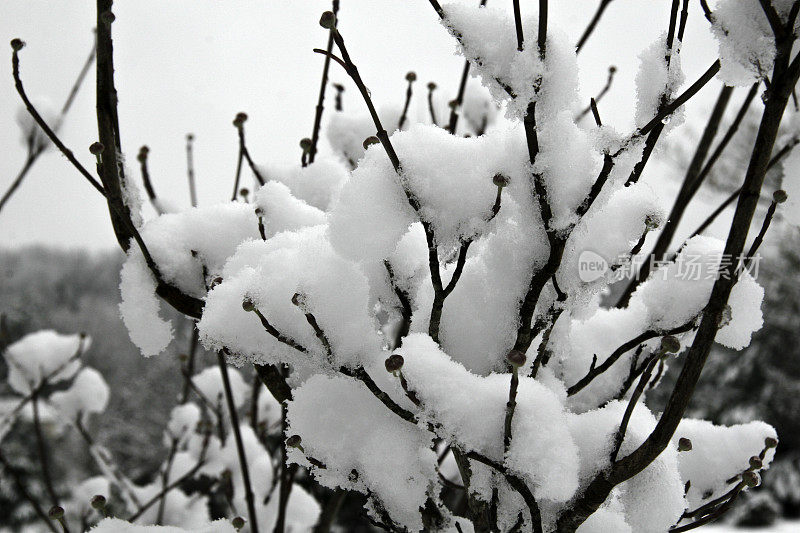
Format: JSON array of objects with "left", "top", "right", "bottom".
[{"left": 0, "top": 1, "right": 740, "bottom": 251}]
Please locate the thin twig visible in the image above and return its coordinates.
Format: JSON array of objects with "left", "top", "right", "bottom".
[
  {"left": 32, "top": 391, "right": 59, "bottom": 507},
  {"left": 186, "top": 134, "right": 197, "bottom": 207},
  {"left": 309, "top": 0, "right": 340, "bottom": 164},
  {"left": 217, "top": 351, "right": 260, "bottom": 533},
  {"left": 0, "top": 449, "right": 59, "bottom": 533},
  {"left": 576, "top": 0, "right": 614, "bottom": 53}
]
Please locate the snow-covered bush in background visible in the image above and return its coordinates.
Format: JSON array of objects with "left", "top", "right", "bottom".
[{"left": 9, "top": 0, "right": 800, "bottom": 532}]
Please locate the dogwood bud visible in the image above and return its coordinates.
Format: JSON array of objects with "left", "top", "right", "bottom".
[
  {"left": 677, "top": 437, "right": 692, "bottom": 452},
  {"left": 320, "top": 11, "right": 337, "bottom": 29},
  {"left": 385, "top": 354, "right": 404, "bottom": 373},
  {"left": 506, "top": 349, "right": 526, "bottom": 367},
  {"left": 749, "top": 456, "right": 763, "bottom": 470},
  {"left": 90, "top": 495, "right": 106, "bottom": 510},
  {"left": 287, "top": 434, "right": 302, "bottom": 448},
  {"left": 89, "top": 142, "right": 105, "bottom": 156},
  {"left": 48, "top": 506, "right": 64, "bottom": 520},
  {"left": 363, "top": 136, "right": 379, "bottom": 149},
  {"left": 661, "top": 336, "right": 681, "bottom": 354},
  {"left": 232, "top": 517, "right": 245, "bottom": 530},
  {"left": 406, "top": 71, "right": 417, "bottom": 82},
  {"left": 300, "top": 138, "right": 312, "bottom": 152},
  {"left": 765, "top": 437, "right": 778, "bottom": 448},
  {"left": 492, "top": 174, "right": 510, "bottom": 188},
  {"left": 10, "top": 38, "right": 24, "bottom": 51},
  {"left": 742, "top": 471, "right": 760, "bottom": 487},
  {"left": 242, "top": 298, "right": 256, "bottom": 312},
  {"left": 773, "top": 189, "right": 788, "bottom": 204}
]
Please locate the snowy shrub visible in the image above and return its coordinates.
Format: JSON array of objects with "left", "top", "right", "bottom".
[{"left": 7, "top": 0, "right": 800, "bottom": 532}]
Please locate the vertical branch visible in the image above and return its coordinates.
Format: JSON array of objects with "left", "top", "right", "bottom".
[
  {"left": 576, "top": 0, "right": 614, "bottom": 53},
  {"left": 186, "top": 134, "right": 197, "bottom": 207},
  {"left": 309, "top": 0, "right": 340, "bottom": 164},
  {"left": 32, "top": 391, "right": 59, "bottom": 507},
  {"left": 216, "top": 351, "right": 260, "bottom": 533}
]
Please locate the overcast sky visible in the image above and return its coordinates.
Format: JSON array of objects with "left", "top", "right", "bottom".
[{"left": 0, "top": 1, "right": 738, "bottom": 252}]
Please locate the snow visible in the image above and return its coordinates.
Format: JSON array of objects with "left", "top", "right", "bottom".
[
  {"left": 252, "top": 181, "right": 327, "bottom": 239},
  {"left": 718, "top": 271, "right": 765, "bottom": 349},
  {"left": 711, "top": 0, "right": 783, "bottom": 86},
  {"left": 191, "top": 365, "right": 248, "bottom": 410},
  {"left": 119, "top": 250, "right": 175, "bottom": 357},
  {"left": 397, "top": 333, "right": 579, "bottom": 503},
  {"left": 259, "top": 156, "right": 349, "bottom": 211},
  {"left": 68, "top": 476, "right": 110, "bottom": 516},
  {"left": 287, "top": 373, "right": 436, "bottom": 531},
  {"left": 49, "top": 366, "right": 110, "bottom": 422},
  {"left": 166, "top": 403, "right": 201, "bottom": 444},
  {"left": 90, "top": 518, "right": 236, "bottom": 533},
  {"left": 3, "top": 330, "right": 86, "bottom": 394},
  {"left": 199, "top": 225, "right": 382, "bottom": 371},
  {"left": 326, "top": 106, "right": 402, "bottom": 168},
  {"left": 16, "top": 100, "right": 58, "bottom": 153},
  {"left": 634, "top": 33, "right": 685, "bottom": 131},
  {"left": 675, "top": 418, "right": 777, "bottom": 510}
]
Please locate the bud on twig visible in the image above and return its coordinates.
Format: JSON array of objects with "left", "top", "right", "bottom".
[
  {"left": 492, "top": 174, "right": 510, "bottom": 188},
  {"left": 765, "top": 436, "right": 778, "bottom": 448},
  {"left": 233, "top": 112, "right": 248, "bottom": 128},
  {"left": 242, "top": 298, "right": 256, "bottom": 313},
  {"left": 506, "top": 349, "right": 526, "bottom": 368},
  {"left": 287, "top": 434, "right": 303, "bottom": 449},
  {"left": 90, "top": 494, "right": 107, "bottom": 510},
  {"left": 385, "top": 353, "right": 404, "bottom": 373},
  {"left": 101, "top": 11, "right": 115, "bottom": 25},
  {"left": 10, "top": 38, "right": 25, "bottom": 51},
  {"left": 405, "top": 71, "right": 417, "bottom": 82},
  {"left": 89, "top": 142, "right": 105, "bottom": 156},
  {"left": 773, "top": 189, "right": 788, "bottom": 204},
  {"left": 48, "top": 506, "right": 65, "bottom": 520},
  {"left": 677, "top": 437, "right": 692, "bottom": 452},
  {"left": 291, "top": 292, "right": 307, "bottom": 308},
  {"left": 300, "top": 138, "right": 312, "bottom": 152},
  {"left": 363, "top": 136, "right": 379, "bottom": 150},
  {"left": 427, "top": 82, "right": 437, "bottom": 91},
  {"left": 320, "top": 11, "right": 337, "bottom": 29},
  {"left": 742, "top": 471, "right": 760, "bottom": 487},
  {"left": 660, "top": 335, "right": 681, "bottom": 354},
  {"left": 239, "top": 187, "right": 249, "bottom": 199},
  {"left": 749, "top": 456, "right": 763, "bottom": 470},
  {"left": 137, "top": 145, "right": 149, "bottom": 163},
  {"left": 232, "top": 517, "right": 246, "bottom": 530}
]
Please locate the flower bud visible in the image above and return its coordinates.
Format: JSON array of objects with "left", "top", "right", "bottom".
[
  {"left": 492, "top": 174, "right": 510, "bottom": 188},
  {"left": 291, "top": 292, "right": 307, "bottom": 308},
  {"left": 742, "top": 471, "right": 760, "bottom": 487},
  {"left": 385, "top": 353, "right": 404, "bottom": 373},
  {"left": 765, "top": 436, "right": 778, "bottom": 448},
  {"left": 137, "top": 145, "right": 149, "bottom": 162},
  {"left": 661, "top": 335, "right": 681, "bottom": 354},
  {"left": 242, "top": 298, "right": 256, "bottom": 312},
  {"left": 320, "top": 11, "right": 337, "bottom": 29},
  {"left": 90, "top": 494, "right": 107, "bottom": 510},
  {"left": 233, "top": 112, "right": 248, "bottom": 127},
  {"left": 773, "top": 189, "right": 788, "bottom": 204},
  {"left": 609, "top": 65, "right": 617, "bottom": 74},
  {"left": 300, "top": 138, "right": 312, "bottom": 151},
  {"left": 286, "top": 434, "right": 302, "bottom": 448},
  {"left": 448, "top": 99, "right": 458, "bottom": 109},
  {"left": 427, "top": 82, "right": 437, "bottom": 91},
  {"left": 506, "top": 349, "right": 526, "bottom": 368},
  {"left": 239, "top": 187, "right": 249, "bottom": 198},
  {"left": 48, "top": 506, "right": 65, "bottom": 520},
  {"left": 232, "top": 517, "right": 246, "bottom": 530},
  {"left": 405, "top": 71, "right": 417, "bottom": 82},
  {"left": 363, "top": 136, "right": 379, "bottom": 150},
  {"left": 211, "top": 276, "right": 223, "bottom": 288},
  {"left": 677, "top": 437, "right": 692, "bottom": 452},
  {"left": 186, "top": 133, "right": 194, "bottom": 142},
  {"left": 10, "top": 38, "right": 25, "bottom": 51},
  {"left": 749, "top": 456, "right": 763, "bottom": 470},
  {"left": 101, "top": 11, "right": 115, "bottom": 25},
  {"left": 89, "top": 142, "right": 105, "bottom": 156},
  {"left": 644, "top": 214, "right": 661, "bottom": 230}
]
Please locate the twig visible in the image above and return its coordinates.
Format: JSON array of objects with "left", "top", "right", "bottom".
[
  {"left": 32, "top": 391, "right": 59, "bottom": 507},
  {"left": 0, "top": 449, "right": 59, "bottom": 533},
  {"left": 576, "top": 66, "right": 616, "bottom": 122},
  {"left": 11, "top": 44, "right": 105, "bottom": 196},
  {"left": 567, "top": 322, "right": 693, "bottom": 397},
  {"left": 186, "top": 134, "right": 197, "bottom": 207},
  {"left": 217, "top": 351, "right": 260, "bottom": 533},
  {"left": 274, "top": 404, "right": 298, "bottom": 533},
  {"left": 398, "top": 72, "right": 416, "bottom": 130},
  {"left": 384, "top": 261, "right": 412, "bottom": 349},
  {"left": 308, "top": 0, "right": 340, "bottom": 164},
  {"left": 610, "top": 355, "right": 659, "bottom": 463},
  {"left": 427, "top": 82, "right": 439, "bottom": 126},
  {"left": 445, "top": 0, "right": 487, "bottom": 137},
  {"left": 576, "top": 0, "right": 614, "bottom": 53}
]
